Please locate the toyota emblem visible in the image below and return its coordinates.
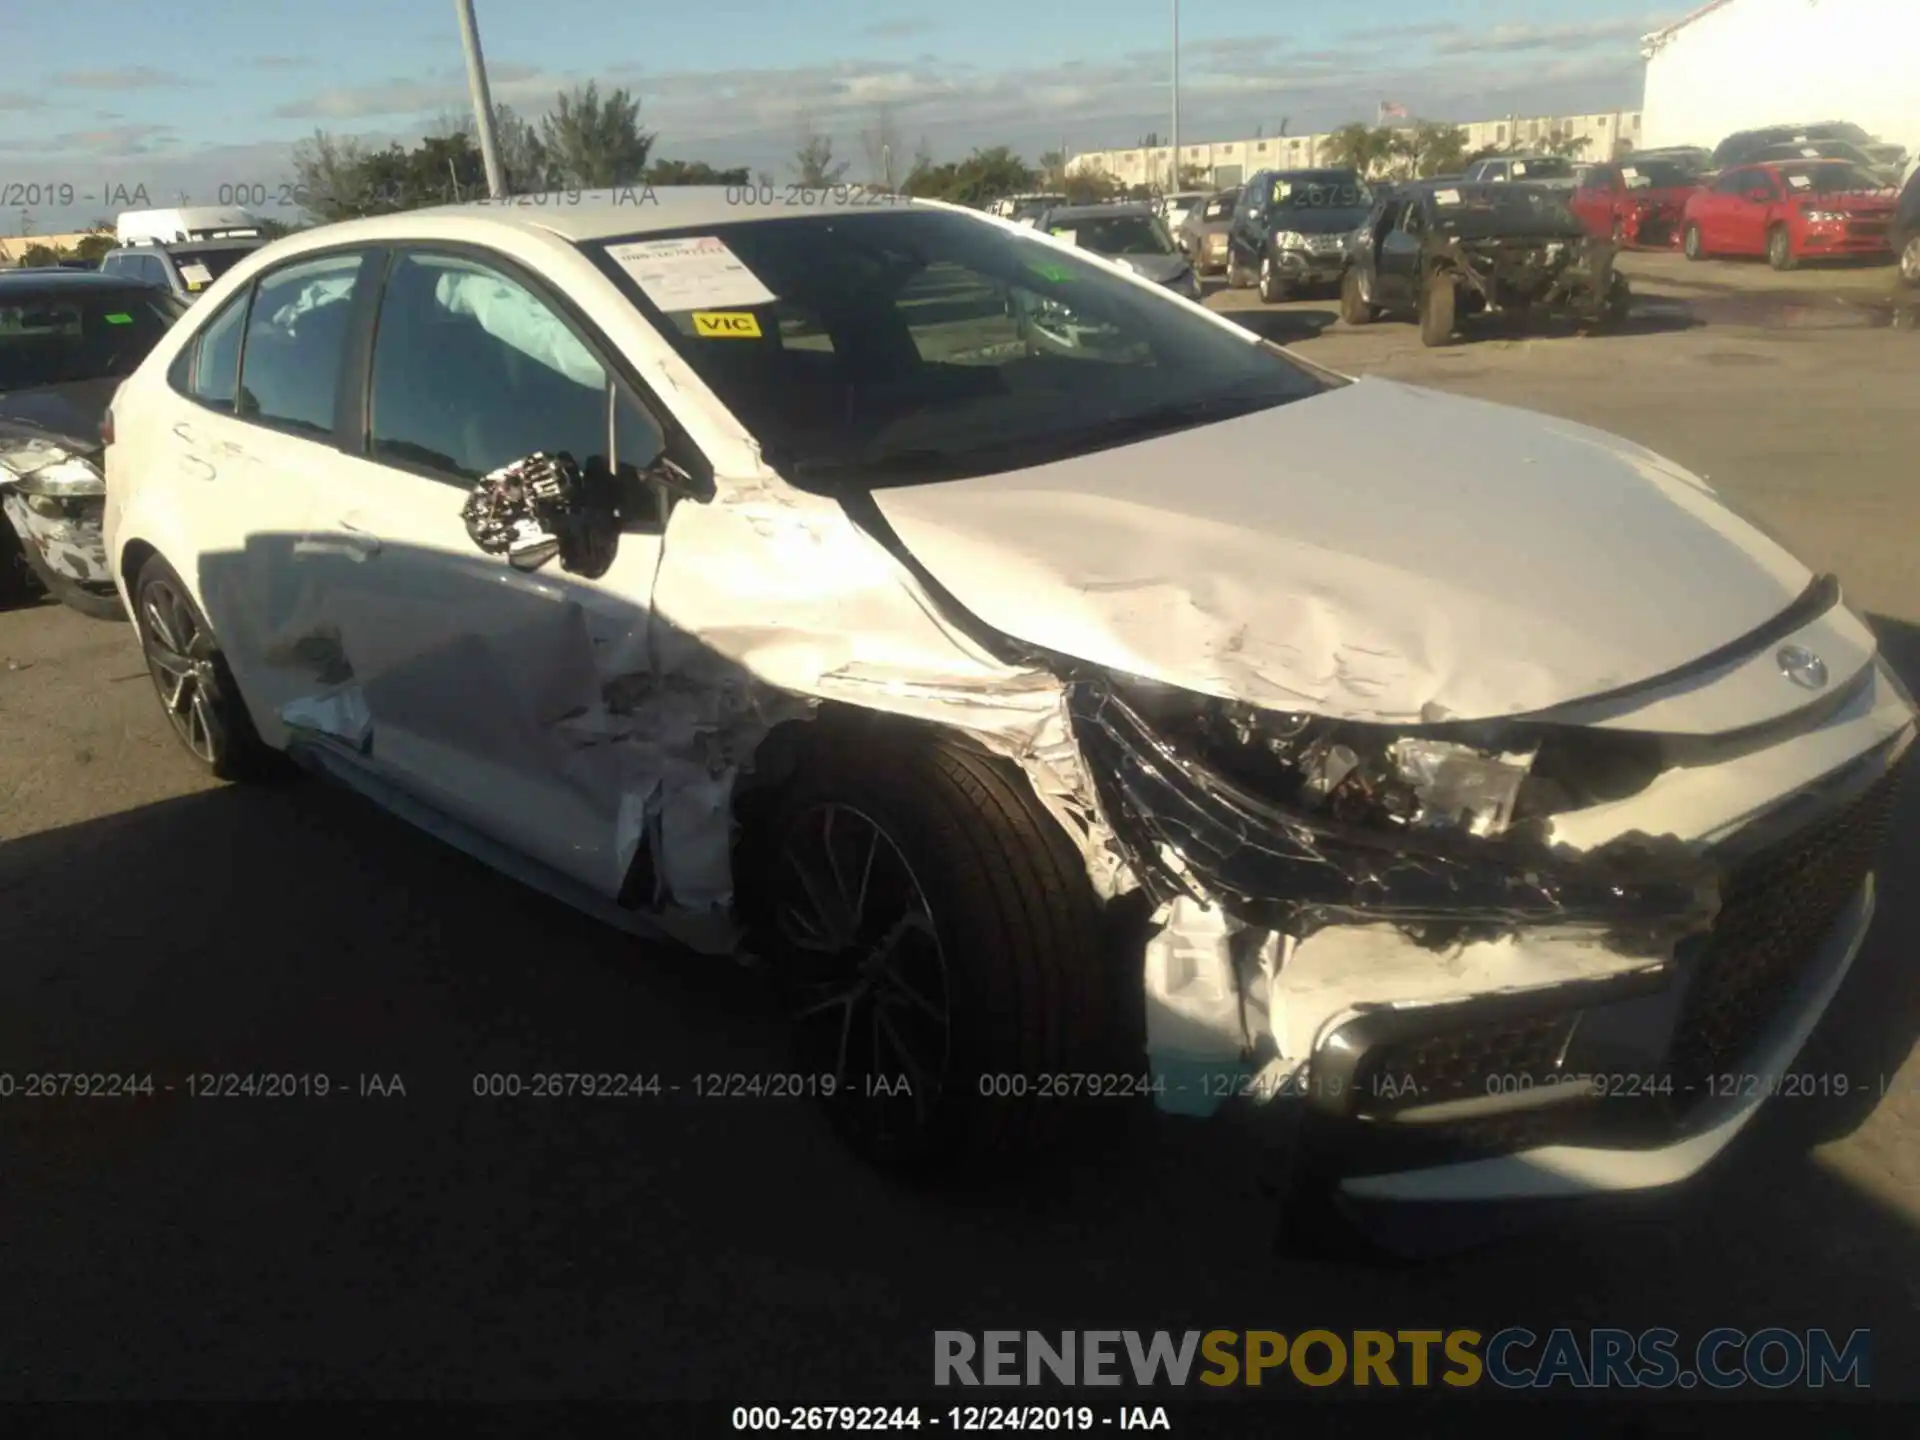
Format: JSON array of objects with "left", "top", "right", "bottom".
[{"left": 1777, "top": 645, "right": 1828, "bottom": 690}]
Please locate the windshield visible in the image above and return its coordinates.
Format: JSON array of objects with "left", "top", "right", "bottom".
[
  {"left": 1617, "top": 161, "right": 1694, "bottom": 189},
  {"left": 1200, "top": 193, "right": 1238, "bottom": 221},
  {"left": 1008, "top": 197, "right": 1063, "bottom": 222},
  {"left": 1777, "top": 161, "right": 1884, "bottom": 193},
  {"left": 1060, "top": 215, "right": 1175, "bottom": 255},
  {"left": 0, "top": 286, "right": 183, "bottom": 391},
  {"left": 1273, "top": 172, "right": 1371, "bottom": 209},
  {"left": 1429, "top": 183, "right": 1585, "bottom": 238},
  {"left": 587, "top": 210, "right": 1331, "bottom": 490}
]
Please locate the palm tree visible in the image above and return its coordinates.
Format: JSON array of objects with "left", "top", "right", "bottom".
[
  {"left": 1322, "top": 122, "right": 1396, "bottom": 176},
  {"left": 541, "top": 82, "right": 655, "bottom": 187}
]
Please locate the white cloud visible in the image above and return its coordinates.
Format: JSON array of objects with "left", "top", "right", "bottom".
[{"left": 51, "top": 66, "right": 194, "bottom": 89}]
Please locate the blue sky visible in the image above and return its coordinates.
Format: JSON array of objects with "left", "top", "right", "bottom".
[{"left": 2, "top": 0, "right": 1683, "bottom": 231}]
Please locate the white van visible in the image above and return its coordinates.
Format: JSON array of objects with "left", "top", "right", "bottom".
[{"left": 115, "top": 206, "right": 264, "bottom": 247}]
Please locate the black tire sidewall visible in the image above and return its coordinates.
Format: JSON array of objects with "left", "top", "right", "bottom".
[
  {"left": 17, "top": 536, "right": 125, "bottom": 621},
  {"left": 1420, "top": 272, "right": 1456, "bottom": 345},
  {"left": 1769, "top": 227, "right": 1794, "bottom": 270},
  {"left": 1684, "top": 224, "right": 1703, "bottom": 260},
  {"left": 132, "top": 553, "right": 281, "bottom": 780},
  {"left": 754, "top": 729, "right": 1116, "bottom": 1170}
]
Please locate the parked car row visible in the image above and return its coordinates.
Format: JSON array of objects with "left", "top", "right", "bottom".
[{"left": 5, "top": 188, "right": 1914, "bottom": 1255}]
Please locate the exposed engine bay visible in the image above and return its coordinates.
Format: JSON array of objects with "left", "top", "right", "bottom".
[{"left": 1433, "top": 234, "right": 1620, "bottom": 318}]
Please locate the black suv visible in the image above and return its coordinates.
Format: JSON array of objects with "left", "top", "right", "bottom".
[
  {"left": 1711, "top": 122, "right": 1874, "bottom": 170},
  {"left": 1225, "top": 168, "right": 1373, "bottom": 302}
]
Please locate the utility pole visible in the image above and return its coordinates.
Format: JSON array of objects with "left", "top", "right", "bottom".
[
  {"left": 454, "top": 0, "right": 507, "bottom": 199},
  {"left": 1169, "top": 0, "right": 1181, "bottom": 192}
]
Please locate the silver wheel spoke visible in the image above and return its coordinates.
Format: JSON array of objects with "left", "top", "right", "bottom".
[
  {"left": 877, "top": 961, "right": 945, "bottom": 1023},
  {"left": 874, "top": 1007, "right": 935, "bottom": 1121},
  {"left": 144, "top": 597, "right": 184, "bottom": 656}
]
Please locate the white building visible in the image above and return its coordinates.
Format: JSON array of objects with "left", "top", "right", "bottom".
[
  {"left": 1069, "top": 111, "right": 1642, "bottom": 190},
  {"left": 1640, "top": 0, "right": 1920, "bottom": 153}
]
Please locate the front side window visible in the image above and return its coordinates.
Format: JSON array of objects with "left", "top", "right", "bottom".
[
  {"left": 235, "top": 252, "right": 364, "bottom": 436},
  {"left": 588, "top": 208, "right": 1332, "bottom": 491},
  {"left": 0, "top": 286, "right": 183, "bottom": 393},
  {"left": 1066, "top": 215, "right": 1175, "bottom": 256},
  {"left": 369, "top": 250, "right": 609, "bottom": 483}
]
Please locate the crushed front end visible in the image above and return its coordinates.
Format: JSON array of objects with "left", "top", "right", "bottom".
[
  {"left": 1441, "top": 234, "right": 1619, "bottom": 321},
  {"left": 1064, "top": 663, "right": 1913, "bottom": 1209},
  {"left": 0, "top": 430, "right": 115, "bottom": 590}
]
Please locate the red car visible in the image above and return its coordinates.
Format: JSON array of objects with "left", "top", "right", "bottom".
[
  {"left": 1572, "top": 159, "right": 1700, "bottom": 248},
  {"left": 1681, "top": 158, "right": 1896, "bottom": 270}
]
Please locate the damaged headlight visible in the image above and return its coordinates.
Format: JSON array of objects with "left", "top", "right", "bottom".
[
  {"left": 0, "top": 438, "right": 105, "bottom": 498},
  {"left": 1271, "top": 230, "right": 1307, "bottom": 251},
  {"left": 1117, "top": 680, "right": 1663, "bottom": 840}
]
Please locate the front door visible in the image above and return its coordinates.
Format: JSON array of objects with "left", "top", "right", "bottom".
[
  {"left": 1375, "top": 198, "right": 1425, "bottom": 308},
  {"left": 307, "top": 246, "right": 677, "bottom": 897},
  {"left": 1228, "top": 171, "right": 1270, "bottom": 274}
]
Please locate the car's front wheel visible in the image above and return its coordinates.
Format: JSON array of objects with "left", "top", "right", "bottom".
[
  {"left": 132, "top": 553, "right": 287, "bottom": 781},
  {"left": 1339, "top": 266, "right": 1377, "bottom": 325},
  {"left": 1768, "top": 225, "right": 1797, "bottom": 271},
  {"left": 1258, "top": 252, "right": 1288, "bottom": 304},
  {"left": 752, "top": 728, "right": 1128, "bottom": 1175},
  {"left": 1419, "top": 271, "right": 1457, "bottom": 346},
  {"left": 1899, "top": 233, "right": 1920, "bottom": 288},
  {"left": 1683, "top": 222, "right": 1705, "bottom": 261}
]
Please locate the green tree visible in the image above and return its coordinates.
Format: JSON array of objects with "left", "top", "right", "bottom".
[
  {"left": 1037, "top": 150, "right": 1066, "bottom": 186},
  {"left": 1321, "top": 122, "right": 1398, "bottom": 176},
  {"left": 792, "top": 123, "right": 850, "bottom": 186},
  {"left": 71, "top": 230, "right": 115, "bottom": 262},
  {"left": 646, "top": 159, "right": 750, "bottom": 186},
  {"left": 288, "top": 129, "right": 378, "bottom": 222},
  {"left": 1392, "top": 121, "right": 1469, "bottom": 179},
  {"left": 542, "top": 81, "right": 655, "bottom": 187},
  {"left": 1062, "top": 167, "right": 1122, "bottom": 204},
  {"left": 21, "top": 243, "right": 58, "bottom": 267}
]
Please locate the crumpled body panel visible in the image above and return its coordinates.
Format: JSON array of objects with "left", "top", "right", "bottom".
[{"left": 1, "top": 492, "right": 110, "bottom": 584}]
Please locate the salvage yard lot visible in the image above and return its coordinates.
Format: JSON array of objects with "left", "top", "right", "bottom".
[{"left": 2, "top": 252, "right": 1918, "bottom": 1401}]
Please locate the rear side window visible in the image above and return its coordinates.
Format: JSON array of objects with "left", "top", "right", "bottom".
[
  {"left": 235, "top": 252, "right": 364, "bottom": 436},
  {"left": 168, "top": 290, "right": 249, "bottom": 408}
]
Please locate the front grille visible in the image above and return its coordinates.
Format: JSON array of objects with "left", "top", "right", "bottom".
[
  {"left": 1847, "top": 221, "right": 1889, "bottom": 237},
  {"left": 1665, "top": 761, "right": 1904, "bottom": 1096}
]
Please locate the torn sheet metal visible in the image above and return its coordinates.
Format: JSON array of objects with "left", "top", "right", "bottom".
[
  {"left": 0, "top": 490, "right": 111, "bottom": 584},
  {"left": 1067, "top": 678, "right": 1719, "bottom": 944}
]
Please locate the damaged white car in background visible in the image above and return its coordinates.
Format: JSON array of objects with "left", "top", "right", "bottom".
[{"left": 101, "top": 192, "right": 1914, "bottom": 1242}]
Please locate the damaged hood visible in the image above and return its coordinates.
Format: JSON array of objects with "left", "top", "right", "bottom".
[
  {"left": 0, "top": 377, "right": 117, "bottom": 452},
  {"left": 868, "top": 378, "right": 1815, "bottom": 725},
  {"left": 1106, "top": 252, "right": 1192, "bottom": 285}
]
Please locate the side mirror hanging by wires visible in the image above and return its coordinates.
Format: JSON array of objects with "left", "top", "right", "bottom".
[{"left": 460, "top": 450, "right": 620, "bottom": 579}]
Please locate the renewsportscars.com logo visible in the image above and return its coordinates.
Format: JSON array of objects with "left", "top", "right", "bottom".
[{"left": 934, "top": 1328, "right": 1872, "bottom": 1390}]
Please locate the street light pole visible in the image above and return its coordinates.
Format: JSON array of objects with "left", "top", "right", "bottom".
[
  {"left": 455, "top": 0, "right": 508, "bottom": 199},
  {"left": 1169, "top": 0, "right": 1180, "bottom": 192}
]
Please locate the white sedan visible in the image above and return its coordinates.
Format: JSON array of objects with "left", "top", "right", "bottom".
[{"left": 102, "top": 189, "right": 1914, "bottom": 1241}]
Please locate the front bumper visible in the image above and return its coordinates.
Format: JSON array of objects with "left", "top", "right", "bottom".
[
  {"left": 1272, "top": 246, "right": 1349, "bottom": 286},
  {"left": 0, "top": 490, "right": 112, "bottom": 585},
  {"left": 1070, "top": 652, "right": 1915, "bottom": 1205}
]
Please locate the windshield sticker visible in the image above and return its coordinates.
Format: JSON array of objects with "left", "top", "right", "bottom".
[
  {"left": 177, "top": 262, "right": 213, "bottom": 287},
  {"left": 1434, "top": 188, "right": 1461, "bottom": 205},
  {"left": 1511, "top": 162, "right": 1528, "bottom": 176},
  {"left": 1787, "top": 173, "right": 1814, "bottom": 189},
  {"left": 690, "top": 310, "right": 762, "bottom": 339},
  {"left": 604, "top": 236, "right": 776, "bottom": 312},
  {"left": 1049, "top": 228, "right": 1078, "bottom": 246},
  {"left": 1620, "top": 167, "right": 1639, "bottom": 180},
  {"left": 1026, "top": 259, "right": 1073, "bottom": 283},
  {"left": 103, "top": 312, "right": 134, "bottom": 325},
  {"left": 1800, "top": 147, "right": 1821, "bottom": 158}
]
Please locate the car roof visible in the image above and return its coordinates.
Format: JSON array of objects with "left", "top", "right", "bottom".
[
  {"left": 0, "top": 268, "right": 161, "bottom": 293},
  {"left": 279, "top": 188, "right": 933, "bottom": 246}
]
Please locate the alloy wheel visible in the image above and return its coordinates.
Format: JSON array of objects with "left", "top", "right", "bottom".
[
  {"left": 772, "top": 802, "right": 953, "bottom": 1149},
  {"left": 1902, "top": 236, "right": 1920, "bottom": 285},
  {"left": 139, "top": 577, "right": 222, "bottom": 765}
]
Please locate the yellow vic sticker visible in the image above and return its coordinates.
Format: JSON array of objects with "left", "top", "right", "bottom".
[{"left": 691, "top": 310, "right": 762, "bottom": 338}]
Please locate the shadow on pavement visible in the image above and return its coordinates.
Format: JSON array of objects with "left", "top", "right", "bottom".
[
  {"left": 1, "top": 621, "right": 1918, "bottom": 1399},
  {"left": 1223, "top": 308, "right": 1342, "bottom": 344}
]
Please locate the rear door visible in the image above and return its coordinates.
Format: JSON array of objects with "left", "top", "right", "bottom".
[
  {"left": 151, "top": 248, "right": 375, "bottom": 742},
  {"left": 302, "top": 245, "right": 681, "bottom": 896}
]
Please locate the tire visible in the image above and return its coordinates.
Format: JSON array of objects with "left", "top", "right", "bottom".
[
  {"left": 1767, "top": 225, "right": 1797, "bottom": 271},
  {"left": 1257, "top": 252, "right": 1288, "bottom": 304},
  {"left": 131, "top": 553, "right": 288, "bottom": 781},
  {"left": 1683, "top": 222, "right": 1705, "bottom": 261},
  {"left": 1898, "top": 233, "right": 1920, "bottom": 288},
  {"left": 14, "top": 534, "right": 125, "bottom": 620},
  {"left": 0, "top": 522, "right": 43, "bottom": 610},
  {"left": 1419, "top": 270, "right": 1457, "bottom": 347},
  {"left": 1224, "top": 250, "right": 1251, "bottom": 289},
  {"left": 1611, "top": 217, "right": 1628, "bottom": 247},
  {"left": 1339, "top": 266, "right": 1377, "bottom": 325},
  {"left": 748, "top": 726, "right": 1126, "bottom": 1176},
  {"left": 1600, "top": 272, "right": 1632, "bottom": 329}
]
